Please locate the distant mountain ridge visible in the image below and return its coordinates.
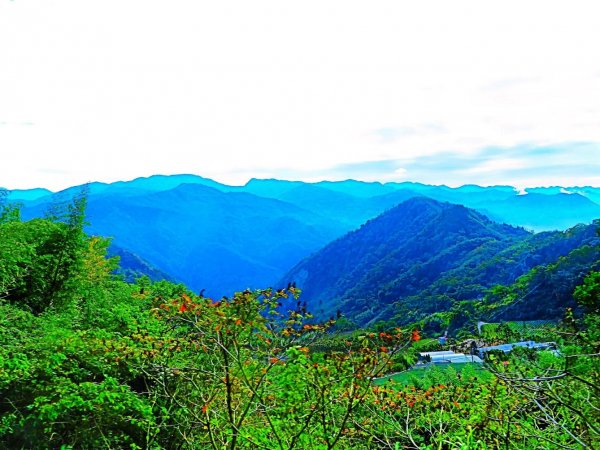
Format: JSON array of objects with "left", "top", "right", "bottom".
[
  {"left": 16, "top": 181, "right": 346, "bottom": 296},
  {"left": 4, "top": 174, "right": 600, "bottom": 298},
  {"left": 6, "top": 174, "right": 600, "bottom": 231}
]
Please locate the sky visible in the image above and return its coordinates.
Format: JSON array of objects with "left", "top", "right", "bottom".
[{"left": 1, "top": 0, "right": 600, "bottom": 192}]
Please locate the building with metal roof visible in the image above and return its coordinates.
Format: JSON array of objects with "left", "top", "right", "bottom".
[
  {"left": 418, "top": 351, "right": 483, "bottom": 365},
  {"left": 477, "top": 341, "right": 558, "bottom": 358}
]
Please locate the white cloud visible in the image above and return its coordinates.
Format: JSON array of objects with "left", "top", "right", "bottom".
[
  {"left": 1, "top": 0, "right": 600, "bottom": 190},
  {"left": 460, "top": 158, "right": 528, "bottom": 175}
]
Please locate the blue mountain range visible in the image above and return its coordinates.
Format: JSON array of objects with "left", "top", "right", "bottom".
[{"left": 5, "top": 174, "right": 600, "bottom": 299}]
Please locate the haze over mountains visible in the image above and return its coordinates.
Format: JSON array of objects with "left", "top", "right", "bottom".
[{"left": 4, "top": 174, "right": 600, "bottom": 302}]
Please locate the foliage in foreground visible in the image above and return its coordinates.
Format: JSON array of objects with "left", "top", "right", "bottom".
[{"left": 0, "top": 197, "right": 598, "bottom": 449}]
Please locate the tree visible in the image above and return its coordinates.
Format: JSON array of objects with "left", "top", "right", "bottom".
[
  {"left": 574, "top": 271, "right": 600, "bottom": 315},
  {"left": 143, "top": 286, "right": 409, "bottom": 449},
  {"left": 0, "top": 188, "right": 111, "bottom": 313},
  {"left": 0, "top": 189, "right": 21, "bottom": 224}
]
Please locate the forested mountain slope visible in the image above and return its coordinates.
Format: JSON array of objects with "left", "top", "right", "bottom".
[
  {"left": 480, "top": 239, "right": 600, "bottom": 321},
  {"left": 107, "top": 244, "right": 176, "bottom": 284},
  {"left": 7, "top": 175, "right": 600, "bottom": 296},
  {"left": 19, "top": 183, "right": 344, "bottom": 296},
  {"left": 282, "top": 197, "right": 600, "bottom": 326}
]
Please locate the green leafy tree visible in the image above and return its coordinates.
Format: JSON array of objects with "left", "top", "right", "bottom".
[
  {"left": 574, "top": 271, "right": 600, "bottom": 315},
  {"left": 0, "top": 189, "right": 109, "bottom": 314}
]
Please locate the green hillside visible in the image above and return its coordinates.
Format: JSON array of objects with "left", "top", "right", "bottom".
[
  {"left": 1, "top": 192, "right": 598, "bottom": 449},
  {"left": 283, "top": 197, "right": 600, "bottom": 326}
]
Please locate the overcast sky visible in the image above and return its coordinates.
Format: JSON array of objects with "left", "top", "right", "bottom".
[{"left": 1, "top": 0, "right": 600, "bottom": 191}]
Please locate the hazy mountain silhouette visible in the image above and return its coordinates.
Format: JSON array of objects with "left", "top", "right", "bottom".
[{"left": 10, "top": 175, "right": 600, "bottom": 298}]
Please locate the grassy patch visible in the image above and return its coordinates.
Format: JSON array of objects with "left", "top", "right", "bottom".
[{"left": 374, "top": 362, "right": 490, "bottom": 388}]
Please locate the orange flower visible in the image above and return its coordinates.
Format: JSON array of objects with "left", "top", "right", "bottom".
[
  {"left": 411, "top": 330, "right": 421, "bottom": 341},
  {"left": 179, "top": 304, "right": 187, "bottom": 312}
]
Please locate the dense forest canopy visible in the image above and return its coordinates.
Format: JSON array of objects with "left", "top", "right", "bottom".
[
  {"left": 0, "top": 192, "right": 598, "bottom": 449},
  {"left": 283, "top": 197, "right": 600, "bottom": 327}
]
